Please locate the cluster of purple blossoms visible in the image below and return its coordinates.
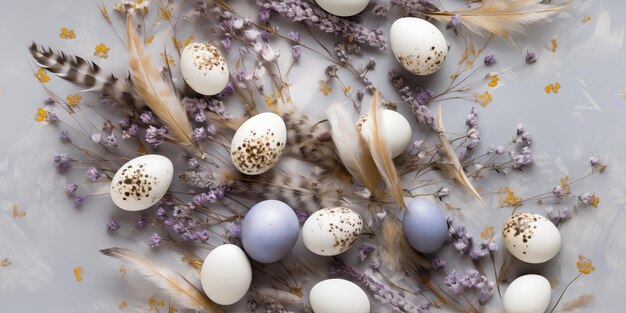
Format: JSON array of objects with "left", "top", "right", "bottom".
[
  {"left": 357, "top": 244, "right": 375, "bottom": 262},
  {"left": 447, "top": 217, "right": 495, "bottom": 260},
  {"left": 459, "top": 107, "right": 480, "bottom": 159},
  {"left": 149, "top": 233, "right": 162, "bottom": 248},
  {"left": 548, "top": 207, "right": 572, "bottom": 226},
  {"left": 86, "top": 166, "right": 101, "bottom": 181},
  {"left": 443, "top": 269, "right": 495, "bottom": 304},
  {"left": 139, "top": 111, "right": 153, "bottom": 124},
  {"left": 391, "top": 0, "right": 439, "bottom": 15},
  {"left": 192, "top": 187, "right": 226, "bottom": 205},
  {"left": 65, "top": 183, "right": 78, "bottom": 195},
  {"left": 484, "top": 53, "right": 496, "bottom": 65},
  {"left": 389, "top": 70, "right": 435, "bottom": 128},
  {"left": 145, "top": 126, "right": 167, "bottom": 147},
  {"left": 53, "top": 153, "right": 74, "bottom": 174},
  {"left": 107, "top": 217, "right": 120, "bottom": 231},
  {"left": 60, "top": 130, "right": 71, "bottom": 143},
  {"left": 511, "top": 124, "right": 534, "bottom": 169}
]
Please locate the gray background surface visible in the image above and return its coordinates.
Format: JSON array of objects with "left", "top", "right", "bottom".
[{"left": 1, "top": 0, "right": 625, "bottom": 312}]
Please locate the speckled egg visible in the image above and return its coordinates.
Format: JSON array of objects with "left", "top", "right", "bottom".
[
  {"left": 302, "top": 207, "right": 363, "bottom": 256},
  {"left": 314, "top": 0, "right": 369, "bottom": 17},
  {"left": 180, "top": 42, "right": 229, "bottom": 96},
  {"left": 201, "top": 244, "right": 252, "bottom": 305},
  {"left": 230, "top": 112, "right": 287, "bottom": 175},
  {"left": 503, "top": 212, "right": 561, "bottom": 264},
  {"left": 390, "top": 17, "right": 448, "bottom": 75},
  {"left": 110, "top": 154, "right": 173, "bottom": 211},
  {"left": 402, "top": 197, "right": 448, "bottom": 253},
  {"left": 309, "top": 279, "right": 370, "bottom": 313},
  {"left": 503, "top": 274, "right": 551, "bottom": 313},
  {"left": 356, "top": 109, "right": 413, "bottom": 158},
  {"left": 241, "top": 200, "right": 300, "bottom": 263}
]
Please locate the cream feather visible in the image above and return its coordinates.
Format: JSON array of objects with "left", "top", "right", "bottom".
[
  {"left": 326, "top": 103, "right": 380, "bottom": 195},
  {"left": 100, "top": 248, "right": 221, "bottom": 313},
  {"left": 436, "top": 106, "right": 485, "bottom": 204},
  {"left": 125, "top": 17, "right": 200, "bottom": 154},
  {"left": 363, "top": 92, "right": 406, "bottom": 208},
  {"left": 426, "top": 0, "right": 569, "bottom": 36}
]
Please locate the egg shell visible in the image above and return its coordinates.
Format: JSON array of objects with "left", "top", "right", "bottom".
[
  {"left": 309, "top": 279, "right": 370, "bottom": 313},
  {"left": 230, "top": 112, "right": 287, "bottom": 175},
  {"left": 200, "top": 244, "right": 252, "bottom": 305},
  {"left": 241, "top": 200, "right": 300, "bottom": 263},
  {"left": 390, "top": 17, "right": 448, "bottom": 75},
  {"left": 314, "top": 0, "right": 369, "bottom": 17},
  {"left": 503, "top": 213, "right": 561, "bottom": 264},
  {"left": 402, "top": 197, "right": 448, "bottom": 253},
  {"left": 180, "top": 42, "right": 229, "bottom": 96},
  {"left": 503, "top": 274, "right": 551, "bottom": 313},
  {"left": 356, "top": 109, "right": 412, "bottom": 158},
  {"left": 302, "top": 207, "right": 363, "bottom": 256},
  {"left": 110, "top": 154, "right": 173, "bottom": 212}
]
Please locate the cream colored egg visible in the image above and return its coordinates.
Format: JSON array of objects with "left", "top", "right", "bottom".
[
  {"left": 314, "top": 0, "right": 369, "bottom": 17},
  {"left": 503, "top": 213, "right": 561, "bottom": 264},
  {"left": 230, "top": 112, "right": 287, "bottom": 175},
  {"left": 180, "top": 42, "right": 229, "bottom": 96},
  {"left": 390, "top": 17, "right": 448, "bottom": 75},
  {"left": 302, "top": 207, "right": 363, "bottom": 256},
  {"left": 201, "top": 244, "right": 252, "bottom": 305},
  {"left": 310, "top": 279, "right": 370, "bottom": 313},
  {"left": 503, "top": 274, "right": 551, "bottom": 313},
  {"left": 110, "top": 154, "right": 173, "bottom": 211},
  {"left": 356, "top": 109, "right": 412, "bottom": 158}
]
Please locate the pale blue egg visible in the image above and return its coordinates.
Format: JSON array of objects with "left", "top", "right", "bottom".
[
  {"left": 402, "top": 197, "right": 448, "bottom": 253},
  {"left": 241, "top": 200, "right": 300, "bottom": 263}
]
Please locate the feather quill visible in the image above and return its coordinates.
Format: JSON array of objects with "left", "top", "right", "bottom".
[
  {"left": 363, "top": 92, "right": 406, "bottom": 208},
  {"left": 436, "top": 106, "right": 485, "bottom": 204},
  {"left": 29, "top": 43, "right": 141, "bottom": 107},
  {"left": 125, "top": 17, "right": 198, "bottom": 152},
  {"left": 100, "top": 247, "right": 221, "bottom": 313},
  {"left": 426, "top": 0, "right": 568, "bottom": 36},
  {"left": 326, "top": 103, "right": 381, "bottom": 195}
]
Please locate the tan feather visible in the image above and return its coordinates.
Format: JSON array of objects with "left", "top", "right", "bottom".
[
  {"left": 426, "top": 0, "right": 569, "bottom": 36},
  {"left": 436, "top": 106, "right": 485, "bottom": 204},
  {"left": 561, "top": 294, "right": 594, "bottom": 311},
  {"left": 100, "top": 248, "right": 221, "bottom": 313},
  {"left": 125, "top": 17, "right": 201, "bottom": 155},
  {"left": 326, "top": 103, "right": 381, "bottom": 195},
  {"left": 363, "top": 92, "right": 406, "bottom": 208}
]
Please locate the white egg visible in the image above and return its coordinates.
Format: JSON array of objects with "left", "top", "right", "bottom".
[
  {"left": 110, "top": 154, "right": 173, "bottom": 211},
  {"left": 201, "top": 244, "right": 252, "bottom": 305},
  {"left": 314, "top": 0, "right": 369, "bottom": 17},
  {"left": 180, "top": 42, "right": 229, "bottom": 96},
  {"left": 230, "top": 112, "right": 287, "bottom": 175},
  {"left": 503, "top": 213, "right": 561, "bottom": 264},
  {"left": 302, "top": 207, "right": 363, "bottom": 256},
  {"left": 390, "top": 17, "right": 448, "bottom": 75},
  {"left": 310, "top": 279, "right": 370, "bottom": 313},
  {"left": 356, "top": 109, "right": 412, "bottom": 158},
  {"left": 503, "top": 274, "right": 551, "bottom": 313}
]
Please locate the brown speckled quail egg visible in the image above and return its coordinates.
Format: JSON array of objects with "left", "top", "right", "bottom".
[
  {"left": 314, "top": 0, "right": 369, "bottom": 17},
  {"left": 230, "top": 112, "right": 287, "bottom": 175},
  {"left": 110, "top": 154, "right": 173, "bottom": 211},
  {"left": 390, "top": 17, "right": 448, "bottom": 75},
  {"left": 180, "top": 42, "right": 229, "bottom": 96},
  {"left": 503, "top": 212, "right": 561, "bottom": 264},
  {"left": 302, "top": 207, "right": 363, "bottom": 256}
]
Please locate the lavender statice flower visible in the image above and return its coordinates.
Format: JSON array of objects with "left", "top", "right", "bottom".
[
  {"left": 258, "top": 8, "right": 271, "bottom": 22},
  {"left": 155, "top": 206, "right": 167, "bottom": 220},
  {"left": 357, "top": 244, "right": 375, "bottom": 262},
  {"left": 91, "top": 133, "right": 102, "bottom": 143},
  {"left": 288, "top": 30, "right": 300, "bottom": 42},
  {"left": 192, "top": 127, "right": 207, "bottom": 142},
  {"left": 548, "top": 206, "right": 572, "bottom": 226},
  {"left": 225, "top": 221, "right": 241, "bottom": 243},
  {"left": 470, "top": 233, "right": 497, "bottom": 260},
  {"left": 46, "top": 111, "right": 59, "bottom": 123},
  {"left": 431, "top": 257, "right": 446, "bottom": 270},
  {"left": 372, "top": 3, "right": 389, "bottom": 16},
  {"left": 525, "top": 49, "right": 537, "bottom": 64},
  {"left": 104, "top": 133, "right": 118, "bottom": 147},
  {"left": 194, "top": 110, "right": 207, "bottom": 123},
  {"left": 66, "top": 183, "right": 78, "bottom": 195},
  {"left": 73, "top": 195, "right": 85, "bottom": 208},
  {"left": 145, "top": 126, "right": 167, "bottom": 147},
  {"left": 590, "top": 155, "right": 600, "bottom": 166},
  {"left": 484, "top": 53, "right": 496, "bottom": 65},
  {"left": 448, "top": 221, "right": 473, "bottom": 255},
  {"left": 193, "top": 187, "right": 226, "bottom": 205},
  {"left": 53, "top": 153, "right": 73, "bottom": 173},
  {"left": 135, "top": 215, "right": 147, "bottom": 228},
  {"left": 197, "top": 229, "right": 210, "bottom": 242},
  {"left": 477, "top": 281, "right": 496, "bottom": 305},
  {"left": 325, "top": 65, "right": 338, "bottom": 78},
  {"left": 185, "top": 156, "right": 199, "bottom": 170},
  {"left": 391, "top": 0, "right": 438, "bottom": 15},
  {"left": 86, "top": 166, "right": 100, "bottom": 181},
  {"left": 443, "top": 271, "right": 465, "bottom": 295},
  {"left": 446, "top": 14, "right": 461, "bottom": 30},
  {"left": 60, "top": 130, "right": 71, "bottom": 143},
  {"left": 139, "top": 111, "right": 153, "bottom": 124},
  {"left": 180, "top": 170, "right": 222, "bottom": 188},
  {"left": 259, "top": 0, "right": 387, "bottom": 49},
  {"left": 466, "top": 107, "right": 478, "bottom": 127},
  {"left": 291, "top": 45, "right": 302, "bottom": 59},
  {"left": 389, "top": 70, "right": 435, "bottom": 127},
  {"left": 207, "top": 99, "right": 232, "bottom": 119},
  {"left": 118, "top": 117, "right": 131, "bottom": 129},
  {"left": 578, "top": 192, "right": 598, "bottom": 206},
  {"left": 107, "top": 218, "right": 120, "bottom": 231},
  {"left": 149, "top": 233, "right": 162, "bottom": 247},
  {"left": 295, "top": 209, "right": 308, "bottom": 224},
  {"left": 458, "top": 269, "right": 486, "bottom": 289},
  {"left": 356, "top": 88, "right": 365, "bottom": 101},
  {"left": 512, "top": 146, "right": 533, "bottom": 168},
  {"left": 127, "top": 124, "right": 139, "bottom": 137}
]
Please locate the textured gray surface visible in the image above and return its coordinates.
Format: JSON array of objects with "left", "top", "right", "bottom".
[{"left": 1, "top": 0, "right": 625, "bottom": 312}]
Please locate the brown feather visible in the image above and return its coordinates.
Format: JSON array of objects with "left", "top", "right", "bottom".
[{"left": 426, "top": 0, "right": 569, "bottom": 36}]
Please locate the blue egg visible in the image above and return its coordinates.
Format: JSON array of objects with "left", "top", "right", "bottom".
[
  {"left": 402, "top": 197, "right": 448, "bottom": 253},
  {"left": 241, "top": 200, "right": 300, "bottom": 263}
]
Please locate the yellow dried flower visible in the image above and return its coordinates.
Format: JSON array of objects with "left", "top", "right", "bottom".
[
  {"left": 35, "top": 108, "right": 48, "bottom": 122},
  {"left": 582, "top": 16, "right": 592, "bottom": 23},
  {"left": 487, "top": 75, "right": 500, "bottom": 88},
  {"left": 342, "top": 85, "right": 351, "bottom": 93},
  {"left": 59, "top": 27, "right": 76, "bottom": 39},
  {"left": 319, "top": 80, "right": 332, "bottom": 96},
  {"left": 545, "top": 82, "right": 561, "bottom": 94},
  {"left": 12, "top": 205, "right": 26, "bottom": 218},
  {"left": 498, "top": 187, "right": 522, "bottom": 208},
  {"left": 36, "top": 68, "right": 51, "bottom": 83},
  {"left": 67, "top": 94, "right": 82, "bottom": 106},
  {"left": 549, "top": 38, "right": 558, "bottom": 52},
  {"left": 94, "top": 43, "right": 110, "bottom": 59},
  {"left": 159, "top": 53, "right": 175, "bottom": 66},
  {"left": 1, "top": 258, "right": 11, "bottom": 267},
  {"left": 119, "top": 300, "right": 127, "bottom": 310},
  {"left": 577, "top": 255, "right": 595, "bottom": 274},
  {"left": 160, "top": 5, "right": 172, "bottom": 21},
  {"left": 480, "top": 226, "right": 494, "bottom": 239},
  {"left": 473, "top": 91, "right": 493, "bottom": 107},
  {"left": 145, "top": 36, "right": 154, "bottom": 44},
  {"left": 183, "top": 34, "right": 195, "bottom": 47},
  {"left": 73, "top": 266, "right": 84, "bottom": 282}
]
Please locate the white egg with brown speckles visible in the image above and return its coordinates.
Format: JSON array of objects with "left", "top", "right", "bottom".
[
  {"left": 390, "top": 17, "right": 448, "bottom": 75},
  {"left": 180, "top": 42, "right": 229, "bottom": 95},
  {"left": 230, "top": 112, "right": 287, "bottom": 175},
  {"left": 314, "top": 0, "right": 369, "bottom": 17},
  {"left": 503, "top": 212, "right": 561, "bottom": 264},
  {"left": 110, "top": 154, "right": 173, "bottom": 211},
  {"left": 356, "top": 109, "right": 412, "bottom": 158},
  {"left": 302, "top": 207, "right": 363, "bottom": 256}
]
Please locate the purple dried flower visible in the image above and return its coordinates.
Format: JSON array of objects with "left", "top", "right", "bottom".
[
  {"left": 258, "top": 8, "right": 271, "bottom": 22},
  {"left": 185, "top": 157, "right": 199, "bottom": 170},
  {"left": 155, "top": 206, "right": 167, "bottom": 220},
  {"left": 484, "top": 53, "right": 496, "bottom": 65},
  {"left": 91, "top": 132, "right": 102, "bottom": 143},
  {"left": 260, "top": 30, "right": 270, "bottom": 43},
  {"left": 253, "top": 42, "right": 279, "bottom": 62},
  {"left": 415, "top": 87, "right": 433, "bottom": 105},
  {"left": 60, "top": 130, "right": 71, "bottom": 143},
  {"left": 478, "top": 281, "right": 496, "bottom": 305},
  {"left": 368, "top": 257, "right": 381, "bottom": 270},
  {"left": 446, "top": 14, "right": 461, "bottom": 30},
  {"left": 73, "top": 195, "right": 85, "bottom": 208},
  {"left": 53, "top": 153, "right": 73, "bottom": 174},
  {"left": 225, "top": 221, "right": 241, "bottom": 240},
  {"left": 192, "top": 127, "right": 207, "bottom": 142},
  {"left": 372, "top": 3, "right": 389, "bottom": 16},
  {"left": 590, "top": 155, "right": 600, "bottom": 166},
  {"left": 548, "top": 206, "right": 571, "bottom": 226},
  {"left": 66, "top": 183, "right": 78, "bottom": 195},
  {"left": 431, "top": 257, "right": 446, "bottom": 270},
  {"left": 288, "top": 30, "right": 300, "bottom": 42},
  {"left": 197, "top": 229, "right": 210, "bottom": 242},
  {"left": 127, "top": 124, "right": 139, "bottom": 137},
  {"left": 244, "top": 29, "right": 260, "bottom": 41},
  {"left": 47, "top": 111, "right": 59, "bottom": 122},
  {"left": 149, "top": 233, "right": 162, "bottom": 247},
  {"left": 325, "top": 65, "right": 338, "bottom": 77},
  {"left": 206, "top": 124, "right": 217, "bottom": 136},
  {"left": 295, "top": 209, "right": 309, "bottom": 224},
  {"left": 466, "top": 107, "right": 478, "bottom": 127},
  {"left": 443, "top": 271, "right": 464, "bottom": 295},
  {"left": 44, "top": 97, "right": 55, "bottom": 105},
  {"left": 139, "top": 111, "right": 153, "bottom": 124},
  {"left": 357, "top": 244, "right": 375, "bottom": 262},
  {"left": 86, "top": 166, "right": 100, "bottom": 181},
  {"left": 107, "top": 218, "right": 120, "bottom": 231},
  {"left": 194, "top": 111, "right": 207, "bottom": 123},
  {"left": 104, "top": 133, "right": 118, "bottom": 147},
  {"left": 578, "top": 192, "right": 597, "bottom": 206},
  {"left": 136, "top": 215, "right": 147, "bottom": 228},
  {"left": 221, "top": 37, "right": 232, "bottom": 49},
  {"left": 145, "top": 126, "right": 167, "bottom": 147},
  {"left": 356, "top": 88, "right": 365, "bottom": 101},
  {"left": 525, "top": 49, "right": 537, "bottom": 64},
  {"left": 494, "top": 145, "right": 505, "bottom": 155},
  {"left": 118, "top": 117, "right": 131, "bottom": 129},
  {"left": 513, "top": 146, "right": 533, "bottom": 168},
  {"left": 291, "top": 45, "right": 302, "bottom": 59}
]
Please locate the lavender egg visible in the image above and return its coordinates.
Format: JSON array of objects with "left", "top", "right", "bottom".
[
  {"left": 241, "top": 200, "right": 300, "bottom": 263},
  {"left": 402, "top": 197, "right": 448, "bottom": 253}
]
